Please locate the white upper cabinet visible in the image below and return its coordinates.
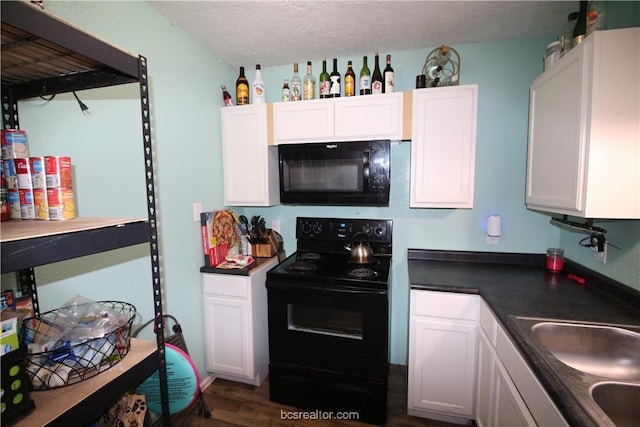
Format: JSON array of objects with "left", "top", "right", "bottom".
[
  {"left": 526, "top": 28, "right": 640, "bottom": 218},
  {"left": 221, "top": 104, "right": 280, "bottom": 206},
  {"left": 273, "top": 93, "right": 404, "bottom": 144},
  {"left": 410, "top": 85, "right": 478, "bottom": 208}
]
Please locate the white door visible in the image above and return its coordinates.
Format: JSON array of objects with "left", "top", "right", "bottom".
[
  {"left": 203, "top": 295, "right": 251, "bottom": 378},
  {"left": 410, "top": 85, "right": 477, "bottom": 208},
  {"left": 409, "top": 317, "right": 477, "bottom": 417}
]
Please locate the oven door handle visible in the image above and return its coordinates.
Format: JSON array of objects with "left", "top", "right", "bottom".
[{"left": 267, "top": 282, "right": 387, "bottom": 296}]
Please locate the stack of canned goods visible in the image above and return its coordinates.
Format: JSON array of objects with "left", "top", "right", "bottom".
[{"left": 1, "top": 129, "right": 76, "bottom": 221}]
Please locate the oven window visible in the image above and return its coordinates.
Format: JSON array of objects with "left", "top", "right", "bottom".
[
  {"left": 282, "top": 159, "right": 364, "bottom": 192},
  {"left": 287, "top": 303, "right": 363, "bottom": 340}
]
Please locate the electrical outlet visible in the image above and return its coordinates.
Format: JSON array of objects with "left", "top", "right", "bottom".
[
  {"left": 193, "top": 202, "right": 202, "bottom": 222},
  {"left": 594, "top": 242, "right": 608, "bottom": 264},
  {"left": 486, "top": 236, "right": 499, "bottom": 245}
]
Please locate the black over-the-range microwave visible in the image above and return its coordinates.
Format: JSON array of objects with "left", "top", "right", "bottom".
[{"left": 278, "top": 140, "right": 390, "bottom": 206}]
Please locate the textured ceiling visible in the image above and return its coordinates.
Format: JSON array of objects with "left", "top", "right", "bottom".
[{"left": 148, "top": 1, "right": 578, "bottom": 68}]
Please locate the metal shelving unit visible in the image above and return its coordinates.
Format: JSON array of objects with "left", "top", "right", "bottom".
[{"left": 1, "top": 1, "right": 169, "bottom": 424}]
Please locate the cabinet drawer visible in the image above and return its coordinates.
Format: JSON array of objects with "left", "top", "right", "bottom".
[
  {"left": 203, "top": 274, "right": 249, "bottom": 298},
  {"left": 479, "top": 299, "right": 497, "bottom": 345},
  {"left": 412, "top": 290, "right": 478, "bottom": 320}
]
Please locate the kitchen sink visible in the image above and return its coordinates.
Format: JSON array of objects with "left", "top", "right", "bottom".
[
  {"left": 512, "top": 316, "right": 640, "bottom": 426},
  {"left": 531, "top": 322, "right": 640, "bottom": 380},
  {"left": 591, "top": 382, "right": 640, "bottom": 427}
]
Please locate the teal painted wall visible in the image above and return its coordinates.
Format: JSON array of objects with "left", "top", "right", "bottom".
[{"left": 2, "top": 2, "right": 638, "bottom": 379}]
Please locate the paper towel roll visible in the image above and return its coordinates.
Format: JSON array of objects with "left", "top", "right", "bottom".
[{"left": 487, "top": 215, "right": 502, "bottom": 237}]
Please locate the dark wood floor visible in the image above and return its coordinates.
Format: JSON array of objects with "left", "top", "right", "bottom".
[{"left": 173, "top": 365, "right": 460, "bottom": 427}]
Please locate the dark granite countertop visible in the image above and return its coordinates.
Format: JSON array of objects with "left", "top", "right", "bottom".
[{"left": 408, "top": 249, "right": 640, "bottom": 427}]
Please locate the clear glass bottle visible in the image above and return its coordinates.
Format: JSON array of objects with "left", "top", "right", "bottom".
[
  {"left": 290, "top": 63, "right": 302, "bottom": 101},
  {"left": 282, "top": 77, "right": 290, "bottom": 102},
  {"left": 586, "top": 1, "right": 607, "bottom": 36},
  {"left": 359, "top": 56, "right": 371, "bottom": 95},
  {"left": 221, "top": 85, "right": 233, "bottom": 106},
  {"left": 319, "top": 58, "right": 330, "bottom": 99},
  {"left": 251, "top": 64, "right": 265, "bottom": 104},
  {"left": 303, "top": 61, "right": 316, "bottom": 100}
]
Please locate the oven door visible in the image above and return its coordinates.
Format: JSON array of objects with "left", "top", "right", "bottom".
[{"left": 267, "top": 280, "right": 389, "bottom": 378}]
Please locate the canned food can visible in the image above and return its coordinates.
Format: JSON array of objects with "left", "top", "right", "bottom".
[
  {"left": 14, "top": 158, "right": 33, "bottom": 190},
  {"left": 33, "top": 189, "right": 49, "bottom": 220},
  {"left": 7, "top": 189, "right": 20, "bottom": 219},
  {"left": 45, "top": 156, "right": 72, "bottom": 189},
  {"left": 2, "top": 159, "right": 18, "bottom": 190},
  {"left": 29, "top": 157, "right": 47, "bottom": 189},
  {"left": 19, "top": 188, "right": 35, "bottom": 219},
  {"left": 1, "top": 129, "right": 29, "bottom": 159},
  {"left": 47, "top": 187, "right": 75, "bottom": 220},
  {"left": 1, "top": 188, "right": 9, "bottom": 222}
]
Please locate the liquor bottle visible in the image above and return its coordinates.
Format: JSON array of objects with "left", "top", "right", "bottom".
[
  {"left": 236, "top": 66, "right": 249, "bottom": 105},
  {"left": 559, "top": 11, "right": 579, "bottom": 56},
  {"left": 371, "top": 52, "right": 383, "bottom": 94},
  {"left": 221, "top": 85, "right": 233, "bottom": 106},
  {"left": 319, "top": 58, "right": 330, "bottom": 99},
  {"left": 303, "top": 61, "right": 316, "bottom": 100},
  {"left": 344, "top": 60, "right": 356, "bottom": 97},
  {"left": 252, "top": 64, "right": 265, "bottom": 104},
  {"left": 383, "top": 54, "right": 394, "bottom": 93},
  {"left": 282, "top": 77, "right": 290, "bottom": 102},
  {"left": 329, "top": 58, "right": 341, "bottom": 97},
  {"left": 572, "top": 0, "right": 588, "bottom": 47},
  {"left": 359, "top": 56, "right": 371, "bottom": 95},
  {"left": 586, "top": 0, "right": 606, "bottom": 36},
  {"left": 290, "top": 63, "right": 302, "bottom": 101}
]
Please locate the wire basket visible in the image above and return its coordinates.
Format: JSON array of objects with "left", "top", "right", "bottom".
[{"left": 19, "top": 301, "right": 136, "bottom": 390}]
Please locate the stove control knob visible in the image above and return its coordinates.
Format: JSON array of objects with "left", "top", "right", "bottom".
[
  {"left": 312, "top": 224, "right": 322, "bottom": 234},
  {"left": 374, "top": 226, "right": 386, "bottom": 237},
  {"left": 362, "top": 226, "right": 372, "bottom": 236}
]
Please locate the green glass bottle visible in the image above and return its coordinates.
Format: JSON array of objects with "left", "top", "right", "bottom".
[{"left": 319, "top": 58, "right": 330, "bottom": 99}]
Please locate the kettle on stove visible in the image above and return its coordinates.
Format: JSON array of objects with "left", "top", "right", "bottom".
[{"left": 345, "top": 232, "right": 375, "bottom": 264}]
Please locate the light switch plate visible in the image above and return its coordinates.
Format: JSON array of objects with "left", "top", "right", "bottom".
[{"left": 193, "top": 202, "right": 202, "bottom": 222}]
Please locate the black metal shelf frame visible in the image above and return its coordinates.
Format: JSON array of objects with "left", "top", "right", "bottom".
[{"left": 1, "top": 1, "right": 169, "bottom": 424}]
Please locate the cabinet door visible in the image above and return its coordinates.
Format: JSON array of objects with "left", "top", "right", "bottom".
[
  {"left": 221, "top": 104, "right": 279, "bottom": 206},
  {"left": 203, "top": 294, "right": 251, "bottom": 378},
  {"left": 409, "top": 317, "right": 477, "bottom": 417},
  {"left": 410, "top": 85, "right": 477, "bottom": 208},
  {"left": 333, "top": 93, "right": 403, "bottom": 140},
  {"left": 476, "top": 329, "right": 495, "bottom": 427},
  {"left": 526, "top": 51, "right": 586, "bottom": 213},
  {"left": 273, "top": 100, "right": 334, "bottom": 143},
  {"left": 493, "top": 360, "right": 536, "bottom": 427}
]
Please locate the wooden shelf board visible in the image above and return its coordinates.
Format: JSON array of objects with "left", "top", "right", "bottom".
[
  {"left": 13, "top": 338, "right": 157, "bottom": 427},
  {"left": 1, "top": 217, "right": 147, "bottom": 243}
]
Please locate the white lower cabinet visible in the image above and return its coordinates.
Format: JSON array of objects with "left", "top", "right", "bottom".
[
  {"left": 408, "top": 290, "right": 479, "bottom": 423},
  {"left": 476, "top": 300, "right": 568, "bottom": 427},
  {"left": 202, "top": 256, "right": 279, "bottom": 385}
]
